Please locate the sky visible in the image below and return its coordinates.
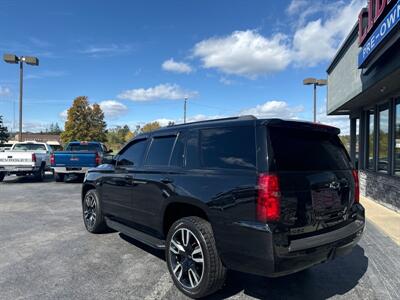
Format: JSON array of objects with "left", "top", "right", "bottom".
[{"left": 0, "top": 0, "right": 367, "bottom": 134}]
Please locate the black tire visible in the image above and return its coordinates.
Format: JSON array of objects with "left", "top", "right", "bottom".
[
  {"left": 166, "top": 217, "right": 227, "bottom": 299},
  {"left": 54, "top": 172, "right": 65, "bottom": 182},
  {"left": 0, "top": 172, "right": 5, "bottom": 182},
  {"left": 82, "top": 189, "right": 107, "bottom": 233},
  {"left": 35, "top": 165, "right": 45, "bottom": 182}
]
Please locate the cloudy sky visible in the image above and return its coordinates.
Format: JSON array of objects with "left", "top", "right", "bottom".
[{"left": 0, "top": 0, "right": 367, "bottom": 134}]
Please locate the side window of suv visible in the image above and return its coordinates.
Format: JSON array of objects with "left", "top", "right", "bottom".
[
  {"left": 170, "top": 132, "right": 185, "bottom": 168},
  {"left": 145, "top": 136, "right": 176, "bottom": 166},
  {"left": 200, "top": 126, "right": 256, "bottom": 170},
  {"left": 117, "top": 139, "right": 148, "bottom": 167}
]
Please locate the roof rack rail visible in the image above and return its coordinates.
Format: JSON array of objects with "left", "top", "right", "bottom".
[{"left": 169, "top": 115, "right": 257, "bottom": 127}]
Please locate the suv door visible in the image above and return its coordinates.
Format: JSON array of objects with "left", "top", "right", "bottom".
[
  {"left": 101, "top": 138, "right": 148, "bottom": 225},
  {"left": 129, "top": 133, "right": 179, "bottom": 234}
]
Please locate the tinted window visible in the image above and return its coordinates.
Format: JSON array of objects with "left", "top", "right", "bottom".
[
  {"left": 13, "top": 143, "right": 46, "bottom": 151},
  {"left": 367, "top": 110, "right": 375, "bottom": 169},
  {"left": 170, "top": 133, "right": 185, "bottom": 167},
  {"left": 378, "top": 106, "right": 389, "bottom": 172},
  {"left": 145, "top": 136, "right": 176, "bottom": 166},
  {"left": 200, "top": 126, "right": 256, "bottom": 170},
  {"left": 117, "top": 139, "right": 148, "bottom": 166},
  {"left": 395, "top": 100, "right": 400, "bottom": 176},
  {"left": 68, "top": 144, "right": 101, "bottom": 152},
  {"left": 269, "top": 127, "right": 351, "bottom": 171},
  {"left": 186, "top": 130, "right": 200, "bottom": 169}
]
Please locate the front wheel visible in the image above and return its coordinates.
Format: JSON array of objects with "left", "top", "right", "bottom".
[
  {"left": 82, "top": 189, "right": 107, "bottom": 233},
  {"left": 166, "top": 217, "right": 227, "bottom": 298},
  {"left": 0, "top": 172, "right": 5, "bottom": 182}
]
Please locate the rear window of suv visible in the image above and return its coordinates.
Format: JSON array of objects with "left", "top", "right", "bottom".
[
  {"left": 269, "top": 127, "right": 351, "bottom": 171},
  {"left": 200, "top": 126, "right": 256, "bottom": 170}
]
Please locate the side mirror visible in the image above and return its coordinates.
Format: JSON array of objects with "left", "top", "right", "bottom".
[{"left": 102, "top": 154, "right": 115, "bottom": 165}]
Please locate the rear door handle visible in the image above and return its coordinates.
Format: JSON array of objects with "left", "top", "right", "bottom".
[{"left": 161, "top": 177, "right": 173, "bottom": 184}]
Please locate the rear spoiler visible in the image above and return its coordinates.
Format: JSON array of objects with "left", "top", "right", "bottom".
[{"left": 263, "top": 119, "right": 340, "bottom": 135}]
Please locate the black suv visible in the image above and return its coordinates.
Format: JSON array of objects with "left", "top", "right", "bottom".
[{"left": 82, "top": 116, "right": 365, "bottom": 298}]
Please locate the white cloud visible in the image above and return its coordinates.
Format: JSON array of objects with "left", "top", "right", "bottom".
[
  {"left": 292, "top": 0, "right": 366, "bottom": 66},
  {"left": 162, "top": 58, "right": 193, "bottom": 74},
  {"left": 240, "top": 100, "right": 304, "bottom": 119},
  {"left": 193, "top": 30, "right": 292, "bottom": 78},
  {"left": 25, "top": 70, "right": 67, "bottom": 80},
  {"left": 59, "top": 109, "right": 68, "bottom": 120},
  {"left": 287, "top": 0, "right": 308, "bottom": 15},
  {"left": 117, "top": 83, "right": 198, "bottom": 102},
  {"left": 0, "top": 85, "right": 11, "bottom": 96},
  {"left": 79, "top": 44, "right": 133, "bottom": 57},
  {"left": 99, "top": 100, "right": 128, "bottom": 119},
  {"left": 219, "top": 77, "right": 233, "bottom": 85}
]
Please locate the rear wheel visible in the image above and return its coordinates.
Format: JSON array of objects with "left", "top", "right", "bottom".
[
  {"left": 166, "top": 217, "right": 227, "bottom": 298},
  {"left": 0, "top": 172, "right": 5, "bottom": 182},
  {"left": 54, "top": 172, "right": 65, "bottom": 182},
  {"left": 35, "top": 165, "right": 45, "bottom": 182},
  {"left": 82, "top": 189, "right": 107, "bottom": 233}
]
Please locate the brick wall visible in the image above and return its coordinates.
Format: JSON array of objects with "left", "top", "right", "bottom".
[{"left": 359, "top": 170, "right": 400, "bottom": 212}]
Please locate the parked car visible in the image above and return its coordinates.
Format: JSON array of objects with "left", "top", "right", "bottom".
[
  {"left": 0, "top": 141, "right": 52, "bottom": 182},
  {"left": 51, "top": 141, "right": 111, "bottom": 182},
  {"left": 81, "top": 116, "right": 365, "bottom": 298}
]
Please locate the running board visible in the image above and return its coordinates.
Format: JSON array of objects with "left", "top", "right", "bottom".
[{"left": 105, "top": 218, "right": 165, "bottom": 249}]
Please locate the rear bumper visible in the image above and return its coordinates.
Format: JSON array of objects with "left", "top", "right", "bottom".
[
  {"left": 0, "top": 165, "right": 38, "bottom": 173},
  {"left": 52, "top": 167, "right": 90, "bottom": 174},
  {"left": 218, "top": 204, "right": 365, "bottom": 277}
]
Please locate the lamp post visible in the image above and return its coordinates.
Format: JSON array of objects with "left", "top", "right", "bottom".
[
  {"left": 303, "top": 78, "right": 327, "bottom": 123},
  {"left": 3, "top": 54, "right": 39, "bottom": 142},
  {"left": 184, "top": 97, "right": 188, "bottom": 124}
]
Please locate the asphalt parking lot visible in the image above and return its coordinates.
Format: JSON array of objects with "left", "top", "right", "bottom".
[{"left": 1, "top": 174, "right": 400, "bottom": 300}]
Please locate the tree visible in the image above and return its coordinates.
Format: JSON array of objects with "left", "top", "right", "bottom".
[
  {"left": 61, "top": 96, "right": 107, "bottom": 143},
  {"left": 47, "top": 122, "right": 62, "bottom": 135},
  {"left": 105, "top": 125, "right": 134, "bottom": 152},
  {"left": 0, "top": 116, "right": 10, "bottom": 145},
  {"left": 140, "top": 121, "right": 161, "bottom": 133}
]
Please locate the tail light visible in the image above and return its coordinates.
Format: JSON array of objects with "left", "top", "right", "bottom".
[
  {"left": 352, "top": 169, "right": 360, "bottom": 204},
  {"left": 257, "top": 173, "right": 281, "bottom": 222},
  {"left": 95, "top": 152, "right": 101, "bottom": 166},
  {"left": 50, "top": 153, "right": 55, "bottom": 166},
  {"left": 32, "top": 153, "right": 37, "bottom": 162}
]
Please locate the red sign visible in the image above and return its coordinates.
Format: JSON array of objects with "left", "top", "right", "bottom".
[{"left": 358, "top": 0, "right": 395, "bottom": 45}]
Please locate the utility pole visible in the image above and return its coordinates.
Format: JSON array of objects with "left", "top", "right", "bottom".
[{"left": 184, "top": 97, "right": 188, "bottom": 124}]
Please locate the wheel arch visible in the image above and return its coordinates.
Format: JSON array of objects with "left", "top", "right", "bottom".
[
  {"left": 82, "top": 183, "right": 96, "bottom": 202},
  {"left": 162, "top": 201, "right": 209, "bottom": 237}
]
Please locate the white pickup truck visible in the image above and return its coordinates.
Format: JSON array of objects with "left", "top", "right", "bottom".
[{"left": 0, "top": 141, "right": 52, "bottom": 182}]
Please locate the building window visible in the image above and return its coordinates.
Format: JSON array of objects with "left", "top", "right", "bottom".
[
  {"left": 378, "top": 105, "right": 389, "bottom": 172},
  {"left": 367, "top": 109, "right": 375, "bottom": 170},
  {"left": 395, "top": 100, "right": 400, "bottom": 176},
  {"left": 356, "top": 118, "right": 360, "bottom": 161}
]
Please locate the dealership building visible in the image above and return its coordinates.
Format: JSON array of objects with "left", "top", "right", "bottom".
[{"left": 327, "top": 0, "right": 400, "bottom": 211}]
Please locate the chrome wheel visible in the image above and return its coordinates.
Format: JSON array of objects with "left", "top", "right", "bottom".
[
  {"left": 83, "top": 193, "right": 97, "bottom": 228},
  {"left": 169, "top": 228, "right": 204, "bottom": 289}
]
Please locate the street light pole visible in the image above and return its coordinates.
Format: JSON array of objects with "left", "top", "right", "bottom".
[
  {"left": 184, "top": 97, "right": 188, "bottom": 124},
  {"left": 19, "top": 59, "right": 24, "bottom": 142},
  {"left": 313, "top": 83, "right": 316, "bottom": 123},
  {"left": 303, "top": 78, "right": 327, "bottom": 123},
  {"left": 3, "top": 54, "right": 39, "bottom": 142}
]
